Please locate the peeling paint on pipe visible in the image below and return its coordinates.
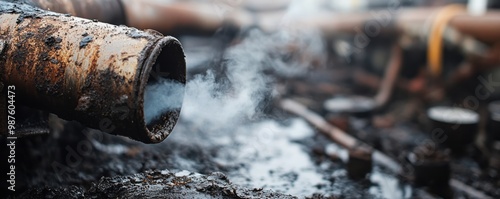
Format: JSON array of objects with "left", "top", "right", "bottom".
[{"left": 0, "top": 2, "right": 186, "bottom": 143}]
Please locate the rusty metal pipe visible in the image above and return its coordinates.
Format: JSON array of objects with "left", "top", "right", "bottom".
[
  {"left": 24, "top": 0, "right": 126, "bottom": 25},
  {"left": 0, "top": 2, "right": 186, "bottom": 143},
  {"left": 374, "top": 44, "right": 402, "bottom": 108},
  {"left": 120, "top": 0, "right": 226, "bottom": 36},
  {"left": 18, "top": 0, "right": 500, "bottom": 42},
  {"left": 277, "top": 7, "right": 500, "bottom": 43},
  {"left": 20, "top": 0, "right": 229, "bottom": 35}
]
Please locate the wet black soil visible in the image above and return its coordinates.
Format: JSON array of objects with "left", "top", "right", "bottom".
[{"left": 14, "top": 170, "right": 295, "bottom": 199}]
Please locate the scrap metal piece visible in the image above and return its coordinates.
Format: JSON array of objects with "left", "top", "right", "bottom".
[
  {"left": 427, "top": 106, "right": 479, "bottom": 154},
  {"left": 408, "top": 146, "right": 452, "bottom": 198},
  {"left": 347, "top": 144, "right": 373, "bottom": 180},
  {"left": 0, "top": 2, "right": 186, "bottom": 143}
]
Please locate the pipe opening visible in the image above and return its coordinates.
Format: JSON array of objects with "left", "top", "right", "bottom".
[{"left": 143, "top": 38, "right": 186, "bottom": 136}]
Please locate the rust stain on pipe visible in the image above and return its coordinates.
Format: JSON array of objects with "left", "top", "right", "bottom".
[
  {"left": 20, "top": 0, "right": 225, "bottom": 35},
  {"left": 450, "top": 12, "right": 500, "bottom": 44},
  {"left": 25, "top": 0, "right": 126, "bottom": 25},
  {"left": 120, "top": 0, "right": 223, "bottom": 35},
  {"left": 0, "top": 2, "right": 186, "bottom": 143}
]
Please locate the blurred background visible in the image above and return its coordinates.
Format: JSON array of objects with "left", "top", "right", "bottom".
[{"left": 2, "top": 0, "right": 500, "bottom": 198}]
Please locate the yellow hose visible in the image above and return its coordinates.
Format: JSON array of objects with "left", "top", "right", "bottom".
[{"left": 427, "top": 4, "right": 466, "bottom": 77}]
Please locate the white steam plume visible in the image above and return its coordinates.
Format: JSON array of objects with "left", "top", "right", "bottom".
[
  {"left": 144, "top": 79, "right": 185, "bottom": 124},
  {"left": 180, "top": 28, "right": 325, "bottom": 133}
]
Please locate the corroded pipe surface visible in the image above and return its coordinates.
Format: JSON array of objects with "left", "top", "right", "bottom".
[
  {"left": 2, "top": 0, "right": 123, "bottom": 23},
  {"left": 16, "top": 0, "right": 228, "bottom": 35},
  {"left": 27, "top": 0, "right": 126, "bottom": 25},
  {"left": 120, "top": 0, "right": 225, "bottom": 36},
  {"left": 0, "top": 2, "right": 186, "bottom": 143}
]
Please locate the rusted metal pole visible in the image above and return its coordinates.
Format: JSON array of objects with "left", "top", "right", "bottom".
[
  {"left": 280, "top": 99, "right": 402, "bottom": 173},
  {"left": 25, "top": 0, "right": 126, "bottom": 25},
  {"left": 18, "top": 0, "right": 230, "bottom": 35},
  {"left": 255, "top": 6, "right": 500, "bottom": 44},
  {"left": 119, "top": 0, "right": 227, "bottom": 36},
  {"left": 0, "top": 2, "right": 186, "bottom": 143},
  {"left": 449, "top": 12, "right": 500, "bottom": 44},
  {"left": 374, "top": 44, "right": 402, "bottom": 108}
]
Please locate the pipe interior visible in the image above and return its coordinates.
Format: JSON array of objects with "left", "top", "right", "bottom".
[{"left": 144, "top": 40, "right": 186, "bottom": 128}]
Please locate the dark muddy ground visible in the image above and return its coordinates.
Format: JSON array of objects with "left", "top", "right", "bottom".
[
  {"left": 5, "top": 82, "right": 495, "bottom": 198},
  {"left": 2, "top": 115, "right": 410, "bottom": 199}
]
